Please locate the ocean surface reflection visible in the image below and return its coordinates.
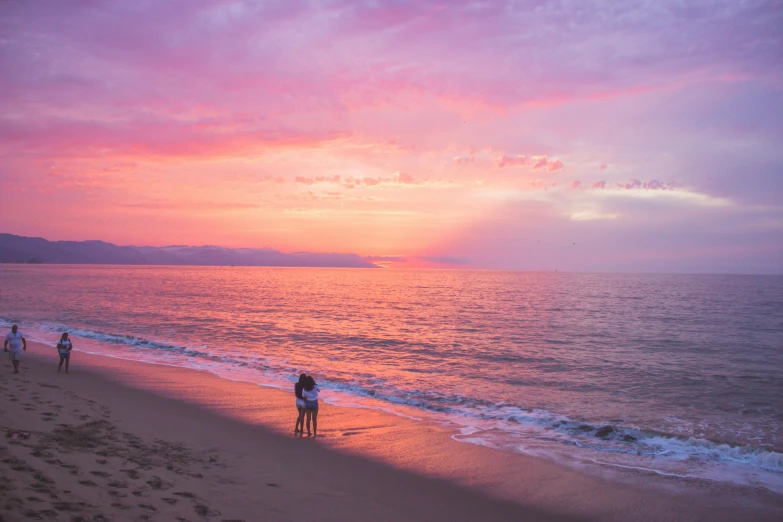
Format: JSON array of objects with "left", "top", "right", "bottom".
[{"left": 2, "top": 265, "right": 782, "bottom": 490}]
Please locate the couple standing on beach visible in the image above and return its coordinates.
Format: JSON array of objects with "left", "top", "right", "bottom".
[{"left": 295, "top": 374, "right": 320, "bottom": 436}]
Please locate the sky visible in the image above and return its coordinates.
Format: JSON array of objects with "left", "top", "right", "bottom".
[{"left": 1, "top": 0, "right": 782, "bottom": 272}]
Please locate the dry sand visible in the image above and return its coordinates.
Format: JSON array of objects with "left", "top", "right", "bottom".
[{"left": 0, "top": 341, "right": 780, "bottom": 521}]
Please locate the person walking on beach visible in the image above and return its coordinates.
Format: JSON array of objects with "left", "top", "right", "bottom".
[
  {"left": 57, "top": 332, "right": 73, "bottom": 374},
  {"left": 302, "top": 375, "right": 320, "bottom": 437},
  {"left": 294, "top": 373, "right": 307, "bottom": 433},
  {"left": 4, "top": 324, "right": 26, "bottom": 374}
]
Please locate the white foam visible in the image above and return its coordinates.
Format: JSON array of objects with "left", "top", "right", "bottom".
[{"left": 8, "top": 319, "right": 783, "bottom": 494}]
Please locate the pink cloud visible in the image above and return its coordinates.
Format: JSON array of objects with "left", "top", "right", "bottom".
[
  {"left": 565, "top": 179, "right": 677, "bottom": 190},
  {"left": 532, "top": 156, "right": 549, "bottom": 170},
  {"left": 497, "top": 154, "right": 564, "bottom": 172},
  {"left": 547, "top": 159, "right": 564, "bottom": 172},
  {"left": 0, "top": 116, "right": 349, "bottom": 159},
  {"left": 363, "top": 177, "right": 383, "bottom": 186},
  {"left": 454, "top": 156, "right": 475, "bottom": 165},
  {"left": 396, "top": 171, "right": 416, "bottom": 184},
  {"left": 295, "top": 175, "right": 341, "bottom": 185},
  {"left": 496, "top": 155, "right": 529, "bottom": 168},
  {"left": 341, "top": 173, "right": 419, "bottom": 187},
  {"left": 616, "top": 179, "right": 678, "bottom": 190}
]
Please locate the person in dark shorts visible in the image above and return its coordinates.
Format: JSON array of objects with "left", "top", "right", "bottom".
[{"left": 57, "top": 332, "right": 73, "bottom": 373}]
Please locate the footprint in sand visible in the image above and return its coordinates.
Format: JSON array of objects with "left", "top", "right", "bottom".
[
  {"left": 194, "top": 504, "right": 220, "bottom": 517},
  {"left": 4, "top": 497, "right": 23, "bottom": 509},
  {"left": 25, "top": 508, "right": 57, "bottom": 519},
  {"left": 33, "top": 448, "right": 54, "bottom": 459},
  {"left": 108, "top": 480, "right": 129, "bottom": 489},
  {"left": 29, "top": 483, "right": 51, "bottom": 494},
  {"left": 161, "top": 497, "right": 178, "bottom": 505},
  {"left": 78, "top": 480, "right": 98, "bottom": 487},
  {"left": 146, "top": 476, "right": 172, "bottom": 490},
  {"left": 89, "top": 471, "right": 110, "bottom": 478},
  {"left": 52, "top": 501, "right": 81, "bottom": 512},
  {"left": 32, "top": 473, "right": 53, "bottom": 485},
  {"left": 120, "top": 468, "right": 140, "bottom": 479}
]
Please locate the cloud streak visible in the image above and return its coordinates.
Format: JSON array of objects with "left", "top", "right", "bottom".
[{"left": 496, "top": 155, "right": 565, "bottom": 171}]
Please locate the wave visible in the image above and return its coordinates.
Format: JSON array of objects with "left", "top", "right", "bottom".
[{"left": 6, "top": 318, "right": 783, "bottom": 489}]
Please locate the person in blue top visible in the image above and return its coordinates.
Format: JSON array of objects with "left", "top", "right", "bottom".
[
  {"left": 4, "top": 325, "right": 26, "bottom": 374},
  {"left": 57, "top": 332, "right": 73, "bottom": 374}
]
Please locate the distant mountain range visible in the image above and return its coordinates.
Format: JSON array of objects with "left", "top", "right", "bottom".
[{"left": 0, "top": 234, "right": 378, "bottom": 268}]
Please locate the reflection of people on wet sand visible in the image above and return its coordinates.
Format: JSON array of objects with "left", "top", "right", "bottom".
[
  {"left": 302, "top": 375, "right": 320, "bottom": 437},
  {"left": 4, "top": 324, "right": 26, "bottom": 374},
  {"left": 57, "top": 332, "right": 73, "bottom": 374},
  {"left": 294, "top": 373, "right": 307, "bottom": 433}
]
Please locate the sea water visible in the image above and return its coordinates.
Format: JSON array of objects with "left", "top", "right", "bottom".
[{"left": 1, "top": 265, "right": 781, "bottom": 492}]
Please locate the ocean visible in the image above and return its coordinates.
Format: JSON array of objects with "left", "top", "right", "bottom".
[{"left": 2, "top": 265, "right": 782, "bottom": 492}]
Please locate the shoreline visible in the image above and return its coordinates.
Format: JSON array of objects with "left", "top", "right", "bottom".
[{"left": 0, "top": 341, "right": 779, "bottom": 520}]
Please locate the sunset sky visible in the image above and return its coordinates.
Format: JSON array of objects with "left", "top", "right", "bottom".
[{"left": 1, "top": 0, "right": 781, "bottom": 272}]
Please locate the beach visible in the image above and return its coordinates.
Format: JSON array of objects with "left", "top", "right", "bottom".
[{"left": 0, "top": 341, "right": 778, "bottom": 521}]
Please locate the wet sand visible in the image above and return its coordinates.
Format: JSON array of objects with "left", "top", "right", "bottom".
[{"left": 0, "top": 341, "right": 780, "bottom": 521}]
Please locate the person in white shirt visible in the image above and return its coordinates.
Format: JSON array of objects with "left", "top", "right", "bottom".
[
  {"left": 4, "top": 324, "right": 26, "bottom": 374},
  {"left": 57, "top": 332, "right": 73, "bottom": 374},
  {"left": 302, "top": 375, "right": 320, "bottom": 437}
]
